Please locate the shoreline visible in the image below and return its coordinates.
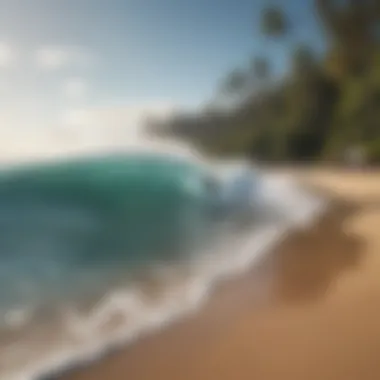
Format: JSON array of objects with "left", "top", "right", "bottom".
[
  {"left": 46, "top": 175, "right": 365, "bottom": 380},
  {"left": 4, "top": 168, "right": 320, "bottom": 380},
  {"left": 38, "top": 169, "right": 380, "bottom": 380}
]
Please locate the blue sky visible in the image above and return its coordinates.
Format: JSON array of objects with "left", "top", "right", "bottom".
[{"left": 0, "top": 0, "right": 325, "bottom": 137}]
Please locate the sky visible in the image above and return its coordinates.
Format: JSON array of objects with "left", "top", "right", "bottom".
[{"left": 0, "top": 0, "right": 325, "bottom": 156}]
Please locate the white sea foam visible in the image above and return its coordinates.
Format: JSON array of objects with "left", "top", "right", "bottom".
[{"left": 0, "top": 166, "right": 327, "bottom": 380}]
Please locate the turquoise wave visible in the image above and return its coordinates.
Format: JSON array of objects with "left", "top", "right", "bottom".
[{"left": 0, "top": 153, "right": 225, "bottom": 310}]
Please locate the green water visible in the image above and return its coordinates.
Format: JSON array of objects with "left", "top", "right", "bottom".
[{"left": 0, "top": 153, "right": 219, "bottom": 309}]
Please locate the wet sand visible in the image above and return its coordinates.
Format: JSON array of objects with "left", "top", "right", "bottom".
[{"left": 58, "top": 170, "right": 380, "bottom": 380}]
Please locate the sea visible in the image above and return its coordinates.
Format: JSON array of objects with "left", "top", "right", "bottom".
[{"left": 0, "top": 139, "right": 326, "bottom": 380}]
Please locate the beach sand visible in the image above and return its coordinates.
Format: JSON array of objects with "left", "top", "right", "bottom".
[{"left": 58, "top": 169, "right": 380, "bottom": 380}]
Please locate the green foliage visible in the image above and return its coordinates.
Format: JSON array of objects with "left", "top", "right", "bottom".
[
  {"left": 157, "top": 1, "right": 380, "bottom": 165},
  {"left": 260, "top": 7, "right": 288, "bottom": 38},
  {"left": 291, "top": 44, "right": 317, "bottom": 76},
  {"left": 366, "top": 139, "right": 380, "bottom": 163},
  {"left": 251, "top": 56, "right": 270, "bottom": 81}
]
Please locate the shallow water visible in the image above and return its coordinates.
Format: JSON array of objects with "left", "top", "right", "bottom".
[{"left": 0, "top": 153, "right": 325, "bottom": 380}]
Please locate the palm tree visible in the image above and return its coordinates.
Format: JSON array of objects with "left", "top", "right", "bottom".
[
  {"left": 260, "top": 6, "right": 289, "bottom": 39},
  {"left": 291, "top": 44, "right": 317, "bottom": 75},
  {"left": 315, "top": 0, "right": 380, "bottom": 77},
  {"left": 251, "top": 56, "right": 271, "bottom": 82},
  {"left": 219, "top": 68, "right": 249, "bottom": 105}
]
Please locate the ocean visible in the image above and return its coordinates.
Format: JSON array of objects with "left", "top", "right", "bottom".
[{"left": 0, "top": 148, "right": 325, "bottom": 380}]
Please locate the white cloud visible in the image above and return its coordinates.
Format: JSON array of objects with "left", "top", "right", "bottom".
[
  {"left": 0, "top": 42, "right": 16, "bottom": 68},
  {"left": 0, "top": 101, "right": 197, "bottom": 165},
  {"left": 62, "top": 101, "right": 177, "bottom": 144},
  {"left": 34, "top": 46, "right": 92, "bottom": 70},
  {"left": 63, "top": 108, "right": 89, "bottom": 127},
  {"left": 58, "top": 101, "right": 199, "bottom": 161},
  {"left": 63, "top": 77, "right": 87, "bottom": 101}
]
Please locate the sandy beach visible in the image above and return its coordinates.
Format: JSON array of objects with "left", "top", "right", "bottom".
[{"left": 57, "top": 169, "right": 380, "bottom": 380}]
